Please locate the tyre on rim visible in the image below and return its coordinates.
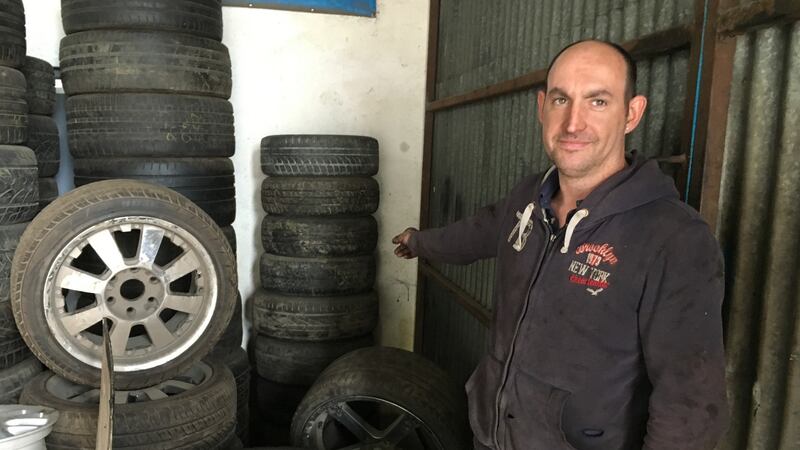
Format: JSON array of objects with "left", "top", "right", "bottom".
[
  {"left": 291, "top": 347, "right": 470, "bottom": 450},
  {"left": 10, "top": 180, "right": 237, "bottom": 389}
]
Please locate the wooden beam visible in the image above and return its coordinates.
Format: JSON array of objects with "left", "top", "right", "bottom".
[
  {"left": 414, "top": 0, "right": 441, "bottom": 353},
  {"left": 419, "top": 262, "right": 492, "bottom": 328},
  {"left": 718, "top": 0, "right": 800, "bottom": 35},
  {"left": 426, "top": 25, "right": 692, "bottom": 113}
]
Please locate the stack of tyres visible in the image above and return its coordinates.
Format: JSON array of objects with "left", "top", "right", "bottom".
[
  {"left": 50, "top": 1, "right": 247, "bottom": 446},
  {"left": 250, "top": 135, "right": 380, "bottom": 444},
  {"left": 0, "top": 0, "right": 44, "bottom": 406},
  {"left": 21, "top": 56, "right": 59, "bottom": 210},
  {"left": 60, "top": 0, "right": 238, "bottom": 247}
]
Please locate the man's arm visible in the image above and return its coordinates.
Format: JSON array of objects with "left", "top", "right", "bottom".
[
  {"left": 392, "top": 197, "right": 509, "bottom": 265},
  {"left": 638, "top": 221, "right": 729, "bottom": 449}
]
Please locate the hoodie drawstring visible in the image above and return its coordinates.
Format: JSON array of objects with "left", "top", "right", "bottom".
[
  {"left": 513, "top": 202, "right": 535, "bottom": 251},
  {"left": 561, "top": 208, "right": 589, "bottom": 253}
]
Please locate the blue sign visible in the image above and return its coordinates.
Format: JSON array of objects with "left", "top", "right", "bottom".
[{"left": 222, "top": 0, "right": 376, "bottom": 17}]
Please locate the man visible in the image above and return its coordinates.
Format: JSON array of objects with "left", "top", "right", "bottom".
[{"left": 393, "top": 40, "right": 728, "bottom": 449}]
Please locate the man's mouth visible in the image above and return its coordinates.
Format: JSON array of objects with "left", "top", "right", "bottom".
[{"left": 557, "top": 139, "right": 593, "bottom": 150}]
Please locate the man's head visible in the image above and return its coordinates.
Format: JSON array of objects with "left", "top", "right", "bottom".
[{"left": 537, "top": 40, "right": 647, "bottom": 181}]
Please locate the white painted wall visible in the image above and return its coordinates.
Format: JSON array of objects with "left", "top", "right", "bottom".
[{"left": 23, "top": 0, "right": 429, "bottom": 349}]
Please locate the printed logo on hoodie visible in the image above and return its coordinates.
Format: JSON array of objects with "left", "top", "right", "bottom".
[{"left": 568, "top": 242, "right": 618, "bottom": 295}]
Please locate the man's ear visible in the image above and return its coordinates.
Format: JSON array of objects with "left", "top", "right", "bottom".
[
  {"left": 624, "top": 95, "right": 647, "bottom": 134},
  {"left": 537, "top": 89, "right": 546, "bottom": 123}
]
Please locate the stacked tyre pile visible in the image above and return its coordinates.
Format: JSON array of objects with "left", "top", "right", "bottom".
[
  {"left": 21, "top": 56, "right": 59, "bottom": 210},
  {"left": 59, "top": 0, "right": 238, "bottom": 244},
  {"left": 0, "top": 0, "right": 44, "bottom": 406},
  {"left": 250, "top": 135, "right": 381, "bottom": 445},
  {"left": 13, "top": 180, "right": 240, "bottom": 448}
]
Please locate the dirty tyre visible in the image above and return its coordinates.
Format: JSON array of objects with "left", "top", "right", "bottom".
[
  {"left": 261, "top": 177, "right": 378, "bottom": 216},
  {"left": 0, "top": 221, "right": 27, "bottom": 302},
  {"left": 0, "top": 66, "right": 27, "bottom": 144},
  {"left": 0, "top": 146, "right": 37, "bottom": 224},
  {"left": 215, "top": 293, "right": 242, "bottom": 350},
  {"left": 253, "top": 335, "right": 373, "bottom": 386},
  {"left": 38, "top": 178, "right": 58, "bottom": 210},
  {"left": 260, "top": 253, "right": 375, "bottom": 296},
  {"left": 291, "top": 347, "right": 470, "bottom": 450},
  {"left": 20, "top": 359, "right": 236, "bottom": 449},
  {"left": 62, "top": 0, "right": 223, "bottom": 40},
  {"left": 261, "top": 216, "right": 377, "bottom": 257},
  {"left": 261, "top": 135, "right": 378, "bottom": 176},
  {"left": 252, "top": 290, "right": 378, "bottom": 341},
  {"left": 0, "top": 0, "right": 25, "bottom": 68},
  {"left": 67, "top": 93, "right": 235, "bottom": 158},
  {"left": 0, "top": 334, "right": 28, "bottom": 369},
  {"left": 0, "top": 356, "right": 42, "bottom": 403},
  {"left": 60, "top": 30, "right": 232, "bottom": 98},
  {"left": 209, "top": 346, "right": 250, "bottom": 444},
  {"left": 254, "top": 376, "right": 308, "bottom": 426},
  {"left": 0, "top": 301, "right": 15, "bottom": 337},
  {"left": 21, "top": 56, "right": 55, "bottom": 115},
  {"left": 221, "top": 225, "right": 237, "bottom": 254},
  {"left": 10, "top": 180, "right": 237, "bottom": 389},
  {"left": 74, "top": 158, "right": 236, "bottom": 226},
  {"left": 26, "top": 115, "right": 60, "bottom": 176}
]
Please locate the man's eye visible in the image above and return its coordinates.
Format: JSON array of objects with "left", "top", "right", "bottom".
[
  {"left": 553, "top": 97, "right": 567, "bottom": 105},
  {"left": 592, "top": 99, "right": 607, "bottom": 107}
]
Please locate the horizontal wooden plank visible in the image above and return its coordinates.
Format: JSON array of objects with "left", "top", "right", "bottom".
[{"left": 419, "top": 262, "right": 492, "bottom": 328}]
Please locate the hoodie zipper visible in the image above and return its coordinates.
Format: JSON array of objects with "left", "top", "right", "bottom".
[{"left": 492, "top": 209, "right": 563, "bottom": 448}]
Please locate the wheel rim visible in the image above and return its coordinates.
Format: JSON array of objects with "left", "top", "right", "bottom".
[
  {"left": 43, "top": 216, "right": 218, "bottom": 372},
  {"left": 45, "top": 361, "right": 213, "bottom": 404},
  {"left": 301, "top": 396, "right": 444, "bottom": 450}
]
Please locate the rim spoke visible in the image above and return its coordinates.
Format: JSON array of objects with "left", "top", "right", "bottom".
[
  {"left": 331, "top": 402, "right": 381, "bottom": 442},
  {"left": 162, "top": 380, "right": 196, "bottom": 392},
  {"left": 161, "top": 250, "right": 199, "bottom": 282},
  {"left": 57, "top": 267, "right": 105, "bottom": 294},
  {"left": 87, "top": 229, "right": 126, "bottom": 273},
  {"left": 144, "top": 317, "right": 175, "bottom": 348},
  {"left": 110, "top": 321, "right": 133, "bottom": 355},
  {"left": 381, "top": 412, "right": 421, "bottom": 444},
  {"left": 162, "top": 294, "right": 203, "bottom": 315},
  {"left": 138, "top": 226, "right": 165, "bottom": 267},
  {"left": 60, "top": 306, "right": 105, "bottom": 336},
  {"left": 143, "top": 387, "right": 169, "bottom": 400}
]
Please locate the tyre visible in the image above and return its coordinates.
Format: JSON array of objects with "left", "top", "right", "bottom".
[
  {"left": 67, "top": 93, "right": 235, "bottom": 158},
  {"left": 261, "top": 135, "right": 378, "bottom": 177},
  {"left": 20, "top": 56, "right": 55, "bottom": 115},
  {"left": 0, "top": 146, "right": 37, "bottom": 224},
  {"left": 221, "top": 225, "right": 237, "bottom": 254},
  {"left": 0, "top": 221, "right": 27, "bottom": 302},
  {"left": 215, "top": 293, "right": 242, "bottom": 350},
  {"left": 254, "top": 376, "right": 309, "bottom": 426},
  {"left": 20, "top": 359, "right": 236, "bottom": 449},
  {"left": 60, "top": 30, "right": 232, "bottom": 98},
  {"left": 291, "top": 347, "right": 470, "bottom": 450},
  {"left": 262, "top": 177, "right": 378, "bottom": 216},
  {"left": 252, "top": 290, "right": 378, "bottom": 341},
  {"left": 261, "top": 216, "right": 377, "bottom": 257},
  {"left": 62, "top": 0, "right": 224, "bottom": 41},
  {"left": 0, "top": 66, "right": 27, "bottom": 144},
  {"left": 0, "top": 301, "right": 15, "bottom": 337},
  {"left": 26, "top": 115, "right": 60, "bottom": 177},
  {"left": 209, "top": 346, "right": 250, "bottom": 444},
  {"left": 0, "top": 355, "right": 43, "bottom": 403},
  {"left": 10, "top": 180, "right": 237, "bottom": 389},
  {"left": 0, "top": 0, "right": 25, "bottom": 68},
  {"left": 253, "top": 335, "right": 373, "bottom": 386},
  {"left": 74, "top": 158, "right": 236, "bottom": 226},
  {"left": 38, "top": 177, "right": 58, "bottom": 210},
  {"left": 0, "top": 334, "right": 29, "bottom": 369},
  {"left": 260, "top": 253, "right": 375, "bottom": 296}
]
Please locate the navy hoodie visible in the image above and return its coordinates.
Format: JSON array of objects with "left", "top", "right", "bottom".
[{"left": 409, "top": 156, "right": 728, "bottom": 449}]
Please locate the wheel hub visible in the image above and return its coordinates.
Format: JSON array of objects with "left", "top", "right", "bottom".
[{"left": 104, "top": 268, "right": 165, "bottom": 322}]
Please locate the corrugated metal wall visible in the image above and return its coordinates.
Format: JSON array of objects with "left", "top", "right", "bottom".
[
  {"left": 423, "top": 0, "right": 696, "bottom": 385},
  {"left": 716, "top": 21, "right": 800, "bottom": 450}
]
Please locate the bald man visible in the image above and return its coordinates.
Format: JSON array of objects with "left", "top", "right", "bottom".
[{"left": 393, "top": 40, "right": 728, "bottom": 450}]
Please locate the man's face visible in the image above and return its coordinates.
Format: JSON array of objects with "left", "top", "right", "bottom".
[{"left": 537, "top": 42, "right": 646, "bottom": 180}]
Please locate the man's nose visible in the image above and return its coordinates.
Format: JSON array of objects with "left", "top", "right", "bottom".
[{"left": 564, "top": 104, "right": 586, "bottom": 133}]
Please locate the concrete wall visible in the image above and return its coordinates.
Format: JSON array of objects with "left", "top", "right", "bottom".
[{"left": 22, "top": 0, "right": 429, "bottom": 349}]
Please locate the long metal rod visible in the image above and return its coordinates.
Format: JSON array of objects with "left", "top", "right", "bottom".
[
  {"left": 426, "top": 25, "right": 692, "bottom": 113},
  {"left": 717, "top": 0, "right": 800, "bottom": 35},
  {"left": 419, "top": 262, "right": 492, "bottom": 328}
]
